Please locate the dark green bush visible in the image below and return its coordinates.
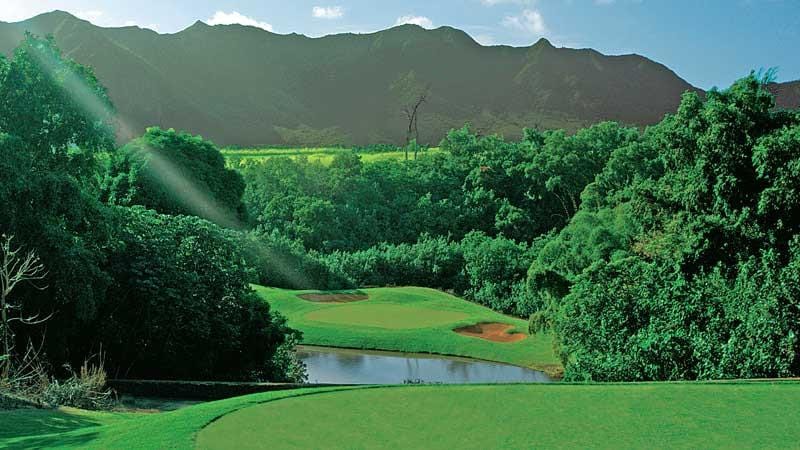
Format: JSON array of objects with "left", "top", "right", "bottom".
[{"left": 101, "top": 207, "right": 294, "bottom": 381}]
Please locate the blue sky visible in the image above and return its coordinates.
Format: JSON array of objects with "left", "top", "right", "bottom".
[{"left": 2, "top": 0, "right": 798, "bottom": 89}]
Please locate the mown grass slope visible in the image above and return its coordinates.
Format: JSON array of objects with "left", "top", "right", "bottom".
[
  {"left": 257, "top": 286, "right": 561, "bottom": 376},
  {"left": 5, "top": 383, "right": 800, "bottom": 449},
  {"left": 0, "top": 388, "right": 356, "bottom": 449},
  {"left": 198, "top": 383, "right": 800, "bottom": 450}
]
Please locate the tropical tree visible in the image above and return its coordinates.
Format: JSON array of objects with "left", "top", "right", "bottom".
[{"left": 104, "top": 127, "right": 248, "bottom": 227}]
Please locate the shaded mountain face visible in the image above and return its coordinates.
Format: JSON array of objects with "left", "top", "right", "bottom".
[
  {"left": 1, "top": 11, "right": 791, "bottom": 147},
  {"left": 769, "top": 81, "right": 800, "bottom": 110}
]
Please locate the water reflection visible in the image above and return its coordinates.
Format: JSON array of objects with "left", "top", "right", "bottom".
[{"left": 297, "top": 346, "right": 551, "bottom": 384}]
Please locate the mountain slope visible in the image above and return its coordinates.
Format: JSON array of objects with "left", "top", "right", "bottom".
[
  {"left": 1, "top": 11, "right": 783, "bottom": 146},
  {"left": 769, "top": 80, "right": 800, "bottom": 110}
]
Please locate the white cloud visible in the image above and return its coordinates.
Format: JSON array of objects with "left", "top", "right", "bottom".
[
  {"left": 395, "top": 15, "right": 434, "bottom": 29},
  {"left": 206, "top": 11, "right": 273, "bottom": 32},
  {"left": 312, "top": 6, "right": 344, "bottom": 19},
  {"left": 0, "top": 1, "right": 51, "bottom": 22},
  {"left": 502, "top": 9, "right": 547, "bottom": 35},
  {"left": 75, "top": 10, "right": 104, "bottom": 21},
  {"left": 473, "top": 34, "right": 497, "bottom": 46}
]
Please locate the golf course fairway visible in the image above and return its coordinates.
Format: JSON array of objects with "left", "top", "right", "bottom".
[
  {"left": 4, "top": 383, "right": 799, "bottom": 449},
  {"left": 256, "top": 286, "right": 562, "bottom": 376},
  {"left": 197, "top": 383, "right": 800, "bottom": 449}
]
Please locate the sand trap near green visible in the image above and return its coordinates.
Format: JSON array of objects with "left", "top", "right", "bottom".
[
  {"left": 305, "top": 304, "right": 469, "bottom": 329},
  {"left": 197, "top": 383, "right": 800, "bottom": 450},
  {"left": 257, "top": 286, "right": 562, "bottom": 376}
]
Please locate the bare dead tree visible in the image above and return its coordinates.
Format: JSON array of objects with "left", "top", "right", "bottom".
[
  {"left": 0, "top": 234, "right": 48, "bottom": 379},
  {"left": 402, "top": 87, "right": 429, "bottom": 160}
]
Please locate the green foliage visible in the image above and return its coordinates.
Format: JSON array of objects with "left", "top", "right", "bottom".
[
  {"left": 533, "top": 74, "right": 800, "bottom": 381},
  {"left": 0, "top": 33, "right": 114, "bottom": 178},
  {"left": 241, "top": 152, "right": 468, "bottom": 252},
  {"left": 101, "top": 207, "right": 293, "bottom": 381},
  {"left": 0, "top": 35, "right": 297, "bottom": 383},
  {"left": 240, "top": 122, "right": 642, "bottom": 317},
  {"left": 0, "top": 36, "right": 118, "bottom": 366},
  {"left": 242, "top": 231, "right": 353, "bottom": 290},
  {"left": 267, "top": 334, "right": 308, "bottom": 384},
  {"left": 461, "top": 232, "right": 534, "bottom": 316},
  {"left": 320, "top": 234, "right": 465, "bottom": 290},
  {"left": 104, "top": 127, "right": 247, "bottom": 227}
]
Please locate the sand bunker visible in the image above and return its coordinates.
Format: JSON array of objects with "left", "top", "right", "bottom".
[
  {"left": 454, "top": 323, "right": 527, "bottom": 343},
  {"left": 297, "top": 293, "right": 369, "bottom": 303}
]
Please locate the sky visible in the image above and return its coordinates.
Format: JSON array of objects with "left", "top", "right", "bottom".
[{"left": 1, "top": 0, "right": 798, "bottom": 89}]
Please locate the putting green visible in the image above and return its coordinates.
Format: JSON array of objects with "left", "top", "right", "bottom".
[
  {"left": 197, "top": 383, "right": 800, "bottom": 449},
  {"left": 304, "top": 304, "right": 469, "bottom": 329},
  {"left": 257, "top": 286, "right": 562, "bottom": 376}
]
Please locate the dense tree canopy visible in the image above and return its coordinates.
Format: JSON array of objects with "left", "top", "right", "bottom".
[
  {"left": 3, "top": 33, "right": 798, "bottom": 384},
  {"left": 102, "top": 207, "right": 294, "bottom": 380},
  {"left": 104, "top": 127, "right": 248, "bottom": 227},
  {"left": 0, "top": 35, "right": 297, "bottom": 382},
  {"left": 529, "top": 75, "right": 800, "bottom": 381},
  {"left": 0, "top": 36, "right": 117, "bottom": 364}
]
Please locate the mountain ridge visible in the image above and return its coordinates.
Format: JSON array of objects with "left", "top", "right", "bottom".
[{"left": 0, "top": 11, "right": 795, "bottom": 146}]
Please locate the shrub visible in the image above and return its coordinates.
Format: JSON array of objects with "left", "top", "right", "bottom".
[
  {"left": 101, "top": 207, "right": 295, "bottom": 381},
  {"left": 266, "top": 334, "right": 308, "bottom": 384},
  {"left": 41, "top": 358, "right": 114, "bottom": 410}
]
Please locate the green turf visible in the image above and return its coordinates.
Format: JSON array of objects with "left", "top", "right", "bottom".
[
  {"left": 222, "top": 147, "right": 443, "bottom": 165},
  {"left": 197, "top": 383, "right": 800, "bottom": 450},
  {"left": 0, "top": 387, "right": 357, "bottom": 449},
  {"left": 305, "top": 303, "right": 469, "bottom": 329},
  {"left": 5, "top": 383, "right": 799, "bottom": 449},
  {"left": 256, "top": 286, "right": 562, "bottom": 376}
]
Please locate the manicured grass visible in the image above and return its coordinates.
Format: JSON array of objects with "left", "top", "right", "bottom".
[
  {"left": 197, "top": 383, "right": 800, "bottom": 450},
  {"left": 0, "top": 387, "right": 357, "bottom": 449},
  {"left": 222, "top": 147, "right": 443, "bottom": 165},
  {"left": 256, "top": 286, "right": 562, "bottom": 376},
  {"left": 305, "top": 303, "right": 469, "bottom": 329},
  {"left": 5, "top": 383, "right": 800, "bottom": 449}
]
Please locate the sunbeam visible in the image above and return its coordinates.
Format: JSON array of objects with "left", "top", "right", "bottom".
[{"left": 24, "top": 35, "right": 314, "bottom": 289}]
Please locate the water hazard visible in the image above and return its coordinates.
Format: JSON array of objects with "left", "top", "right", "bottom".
[{"left": 297, "top": 346, "right": 552, "bottom": 384}]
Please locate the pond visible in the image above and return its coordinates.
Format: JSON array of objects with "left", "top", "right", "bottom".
[{"left": 297, "top": 346, "right": 552, "bottom": 384}]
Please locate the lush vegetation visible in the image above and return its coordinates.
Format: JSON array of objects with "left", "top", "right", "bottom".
[
  {"left": 259, "top": 286, "right": 560, "bottom": 375},
  {"left": 3, "top": 30, "right": 799, "bottom": 398},
  {"left": 530, "top": 75, "right": 800, "bottom": 381},
  {"left": 237, "top": 123, "right": 632, "bottom": 315},
  {"left": 2, "top": 383, "right": 799, "bottom": 449},
  {"left": 105, "top": 127, "right": 248, "bottom": 226},
  {"left": 235, "top": 73, "right": 800, "bottom": 382},
  {"left": 0, "top": 34, "right": 298, "bottom": 386}
]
